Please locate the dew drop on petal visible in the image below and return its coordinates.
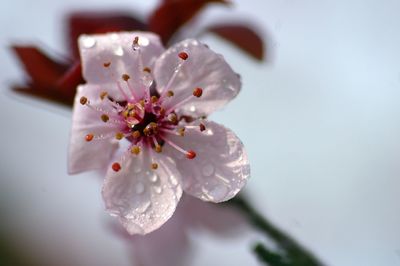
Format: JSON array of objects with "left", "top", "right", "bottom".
[
  {"left": 114, "top": 46, "right": 124, "bottom": 56},
  {"left": 110, "top": 33, "right": 119, "bottom": 41},
  {"left": 169, "top": 175, "right": 178, "bottom": 186},
  {"left": 135, "top": 182, "right": 145, "bottom": 194},
  {"left": 202, "top": 163, "right": 215, "bottom": 177},
  {"left": 82, "top": 37, "right": 96, "bottom": 48},
  {"left": 153, "top": 186, "right": 163, "bottom": 194},
  {"left": 149, "top": 173, "right": 158, "bottom": 183},
  {"left": 189, "top": 106, "right": 196, "bottom": 112},
  {"left": 138, "top": 37, "right": 149, "bottom": 46}
]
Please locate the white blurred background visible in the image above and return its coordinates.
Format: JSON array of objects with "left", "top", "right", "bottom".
[{"left": 1, "top": 0, "right": 400, "bottom": 265}]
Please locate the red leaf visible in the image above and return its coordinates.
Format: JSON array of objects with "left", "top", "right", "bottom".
[
  {"left": 11, "top": 62, "right": 81, "bottom": 107},
  {"left": 12, "top": 85, "right": 74, "bottom": 107},
  {"left": 149, "top": 0, "right": 230, "bottom": 44},
  {"left": 208, "top": 24, "right": 264, "bottom": 60},
  {"left": 57, "top": 61, "right": 84, "bottom": 101},
  {"left": 12, "top": 46, "right": 68, "bottom": 88},
  {"left": 68, "top": 12, "right": 147, "bottom": 58}
]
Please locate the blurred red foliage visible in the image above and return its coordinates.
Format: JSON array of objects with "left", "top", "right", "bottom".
[{"left": 12, "top": 0, "right": 264, "bottom": 106}]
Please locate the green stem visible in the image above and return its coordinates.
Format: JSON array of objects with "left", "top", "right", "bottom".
[{"left": 225, "top": 196, "right": 324, "bottom": 266}]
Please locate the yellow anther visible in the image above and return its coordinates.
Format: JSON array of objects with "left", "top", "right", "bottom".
[
  {"left": 132, "top": 130, "right": 141, "bottom": 138},
  {"left": 155, "top": 144, "right": 162, "bottom": 153},
  {"left": 122, "top": 74, "right": 130, "bottom": 81},
  {"left": 151, "top": 96, "right": 158, "bottom": 103},
  {"left": 178, "top": 127, "right": 185, "bottom": 136},
  {"left": 131, "top": 146, "right": 141, "bottom": 155},
  {"left": 115, "top": 132, "right": 124, "bottom": 140},
  {"left": 80, "top": 96, "right": 88, "bottom": 105},
  {"left": 101, "top": 114, "right": 109, "bottom": 123},
  {"left": 100, "top": 91, "right": 108, "bottom": 100}
]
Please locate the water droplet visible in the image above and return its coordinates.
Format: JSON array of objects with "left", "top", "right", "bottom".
[
  {"left": 138, "top": 37, "right": 149, "bottom": 46},
  {"left": 169, "top": 175, "right": 178, "bottom": 186},
  {"left": 153, "top": 185, "right": 163, "bottom": 194},
  {"left": 149, "top": 173, "right": 158, "bottom": 183},
  {"left": 189, "top": 105, "right": 196, "bottom": 112},
  {"left": 202, "top": 163, "right": 215, "bottom": 177},
  {"left": 82, "top": 37, "right": 96, "bottom": 48},
  {"left": 114, "top": 46, "right": 124, "bottom": 56},
  {"left": 110, "top": 33, "right": 119, "bottom": 40},
  {"left": 206, "top": 129, "right": 213, "bottom": 136},
  {"left": 135, "top": 182, "right": 145, "bottom": 194}
]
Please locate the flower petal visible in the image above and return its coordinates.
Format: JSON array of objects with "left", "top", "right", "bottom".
[
  {"left": 153, "top": 39, "right": 241, "bottom": 117},
  {"left": 164, "top": 120, "right": 250, "bottom": 202},
  {"left": 79, "top": 31, "right": 164, "bottom": 84},
  {"left": 102, "top": 150, "right": 183, "bottom": 235},
  {"left": 125, "top": 196, "right": 191, "bottom": 266},
  {"left": 68, "top": 84, "right": 121, "bottom": 174}
]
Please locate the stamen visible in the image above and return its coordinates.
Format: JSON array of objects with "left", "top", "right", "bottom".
[
  {"left": 112, "top": 162, "right": 121, "bottom": 172},
  {"left": 130, "top": 145, "right": 141, "bottom": 155},
  {"left": 122, "top": 74, "right": 130, "bottom": 81},
  {"left": 115, "top": 132, "right": 124, "bottom": 140},
  {"left": 132, "top": 36, "right": 140, "bottom": 50},
  {"left": 131, "top": 36, "right": 150, "bottom": 99},
  {"left": 101, "top": 114, "right": 109, "bottom": 123},
  {"left": 167, "top": 90, "right": 174, "bottom": 97},
  {"left": 166, "top": 113, "right": 178, "bottom": 124},
  {"left": 80, "top": 96, "right": 88, "bottom": 105},
  {"left": 186, "top": 150, "right": 196, "bottom": 159},
  {"left": 151, "top": 96, "right": 158, "bottom": 103},
  {"left": 103, "top": 62, "right": 111, "bottom": 67},
  {"left": 87, "top": 132, "right": 123, "bottom": 141},
  {"left": 151, "top": 163, "right": 158, "bottom": 170},
  {"left": 82, "top": 99, "right": 122, "bottom": 123},
  {"left": 199, "top": 123, "right": 206, "bottom": 132},
  {"left": 178, "top": 127, "right": 185, "bottom": 136},
  {"left": 178, "top": 52, "right": 189, "bottom": 60},
  {"left": 103, "top": 95, "right": 123, "bottom": 112},
  {"left": 143, "top": 122, "right": 158, "bottom": 136},
  {"left": 85, "top": 134, "right": 94, "bottom": 142},
  {"left": 159, "top": 108, "right": 166, "bottom": 117},
  {"left": 100, "top": 91, "right": 108, "bottom": 100},
  {"left": 151, "top": 137, "right": 162, "bottom": 153},
  {"left": 160, "top": 136, "right": 195, "bottom": 160},
  {"left": 159, "top": 53, "right": 188, "bottom": 98},
  {"left": 165, "top": 92, "right": 198, "bottom": 114},
  {"left": 159, "top": 128, "right": 181, "bottom": 136},
  {"left": 193, "top": 87, "right": 203, "bottom": 97},
  {"left": 155, "top": 145, "right": 162, "bottom": 153},
  {"left": 132, "top": 130, "right": 141, "bottom": 138}
]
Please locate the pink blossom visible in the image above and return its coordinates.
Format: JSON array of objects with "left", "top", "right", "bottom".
[
  {"left": 111, "top": 195, "right": 248, "bottom": 266},
  {"left": 68, "top": 31, "right": 250, "bottom": 235}
]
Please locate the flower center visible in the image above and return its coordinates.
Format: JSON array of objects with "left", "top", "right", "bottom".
[{"left": 80, "top": 36, "right": 208, "bottom": 172}]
